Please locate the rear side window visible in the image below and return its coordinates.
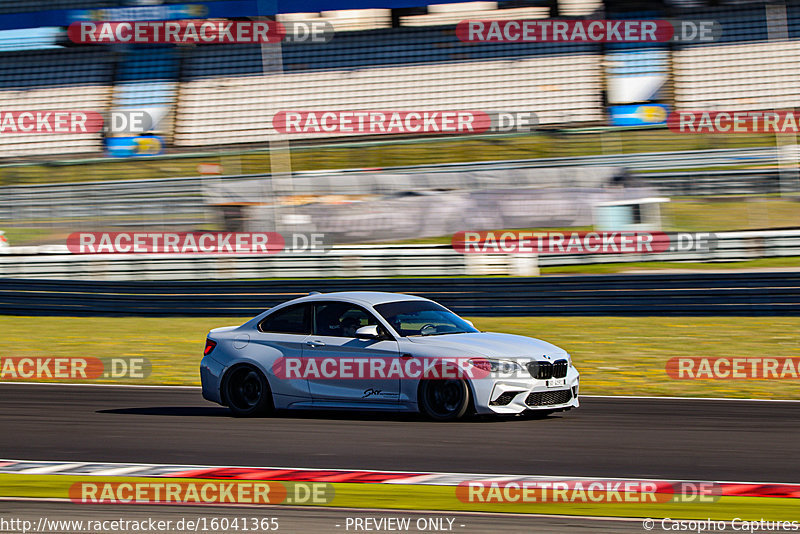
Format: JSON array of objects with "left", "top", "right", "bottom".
[{"left": 258, "top": 303, "right": 310, "bottom": 334}]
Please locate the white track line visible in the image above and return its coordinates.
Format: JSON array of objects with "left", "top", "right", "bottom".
[{"left": 13, "top": 463, "right": 86, "bottom": 475}]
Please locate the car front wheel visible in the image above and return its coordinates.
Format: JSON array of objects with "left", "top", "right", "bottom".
[
  {"left": 418, "top": 379, "right": 470, "bottom": 421},
  {"left": 224, "top": 366, "right": 273, "bottom": 417}
]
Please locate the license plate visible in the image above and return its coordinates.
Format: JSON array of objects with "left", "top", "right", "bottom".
[{"left": 547, "top": 378, "right": 566, "bottom": 388}]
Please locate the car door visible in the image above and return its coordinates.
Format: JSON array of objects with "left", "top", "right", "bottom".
[
  {"left": 304, "top": 301, "right": 401, "bottom": 405},
  {"left": 254, "top": 302, "right": 312, "bottom": 401}
]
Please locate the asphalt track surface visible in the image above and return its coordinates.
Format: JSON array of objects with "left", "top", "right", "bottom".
[{"left": 2, "top": 384, "right": 799, "bottom": 483}]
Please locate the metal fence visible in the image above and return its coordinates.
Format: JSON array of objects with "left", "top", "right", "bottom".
[{"left": 1, "top": 230, "right": 799, "bottom": 280}]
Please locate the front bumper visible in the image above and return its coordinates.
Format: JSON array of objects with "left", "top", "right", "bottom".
[{"left": 474, "top": 367, "right": 580, "bottom": 415}]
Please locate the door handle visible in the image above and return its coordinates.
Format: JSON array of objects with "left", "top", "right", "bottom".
[
  {"left": 401, "top": 353, "right": 413, "bottom": 360},
  {"left": 306, "top": 340, "right": 326, "bottom": 347}
]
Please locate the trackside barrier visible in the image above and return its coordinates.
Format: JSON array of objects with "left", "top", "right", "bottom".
[
  {"left": 1, "top": 230, "right": 800, "bottom": 280},
  {"left": 0, "top": 272, "right": 799, "bottom": 316}
]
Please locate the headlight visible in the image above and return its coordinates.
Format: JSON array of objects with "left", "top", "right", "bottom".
[{"left": 469, "top": 358, "right": 523, "bottom": 375}]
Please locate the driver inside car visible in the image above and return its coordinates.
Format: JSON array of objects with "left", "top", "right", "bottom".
[{"left": 340, "top": 316, "right": 361, "bottom": 338}]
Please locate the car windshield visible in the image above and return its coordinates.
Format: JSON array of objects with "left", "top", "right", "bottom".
[{"left": 373, "top": 300, "right": 478, "bottom": 337}]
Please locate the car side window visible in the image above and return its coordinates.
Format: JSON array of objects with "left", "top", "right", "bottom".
[
  {"left": 258, "top": 303, "right": 310, "bottom": 334},
  {"left": 313, "top": 302, "right": 380, "bottom": 338}
]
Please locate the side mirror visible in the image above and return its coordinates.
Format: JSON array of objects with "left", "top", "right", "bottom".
[
  {"left": 355, "top": 325, "right": 380, "bottom": 339},
  {"left": 464, "top": 319, "right": 475, "bottom": 328}
]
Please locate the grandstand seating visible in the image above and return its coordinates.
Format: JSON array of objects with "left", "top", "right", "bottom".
[
  {"left": 0, "top": 1, "right": 113, "bottom": 14},
  {"left": 0, "top": 0, "right": 200, "bottom": 14},
  {"left": 277, "top": 10, "right": 392, "bottom": 32},
  {"left": 0, "top": 28, "right": 62, "bottom": 52},
  {"left": 675, "top": 4, "right": 769, "bottom": 43},
  {"left": 0, "top": 2, "right": 798, "bottom": 157},
  {"left": 400, "top": 2, "right": 550, "bottom": 26},
  {"left": 180, "top": 25, "right": 601, "bottom": 76},
  {"left": 787, "top": 2, "right": 800, "bottom": 39},
  {"left": 0, "top": 48, "right": 113, "bottom": 157},
  {"left": 275, "top": 2, "right": 550, "bottom": 30},
  {"left": 557, "top": 0, "right": 602, "bottom": 17},
  {"left": 174, "top": 53, "right": 604, "bottom": 145},
  {"left": 672, "top": 40, "right": 800, "bottom": 111},
  {"left": 0, "top": 86, "right": 110, "bottom": 157}
]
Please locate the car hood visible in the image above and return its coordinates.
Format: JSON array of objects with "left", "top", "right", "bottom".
[{"left": 406, "top": 332, "right": 567, "bottom": 360}]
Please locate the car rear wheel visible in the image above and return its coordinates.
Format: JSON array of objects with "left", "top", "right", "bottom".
[
  {"left": 418, "top": 379, "right": 470, "bottom": 421},
  {"left": 224, "top": 366, "right": 273, "bottom": 417}
]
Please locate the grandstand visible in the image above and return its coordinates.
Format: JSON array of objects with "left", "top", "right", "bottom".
[{"left": 0, "top": 0, "right": 797, "bottom": 158}]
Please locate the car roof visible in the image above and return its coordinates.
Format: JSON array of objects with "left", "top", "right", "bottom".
[{"left": 290, "top": 291, "right": 430, "bottom": 307}]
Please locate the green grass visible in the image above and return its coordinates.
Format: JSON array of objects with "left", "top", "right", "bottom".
[
  {"left": 381, "top": 227, "right": 595, "bottom": 246},
  {"left": 0, "top": 228, "right": 66, "bottom": 246},
  {"left": 664, "top": 199, "right": 800, "bottom": 232},
  {"left": 1, "top": 316, "right": 799, "bottom": 399},
  {"left": 0, "top": 128, "right": 780, "bottom": 186},
  {"left": 0, "top": 475, "right": 797, "bottom": 521},
  {"left": 370, "top": 198, "right": 800, "bottom": 246}
]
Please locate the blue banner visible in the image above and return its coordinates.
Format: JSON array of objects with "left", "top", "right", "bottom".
[
  {"left": 106, "top": 136, "right": 165, "bottom": 158},
  {"left": 609, "top": 104, "right": 669, "bottom": 127}
]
